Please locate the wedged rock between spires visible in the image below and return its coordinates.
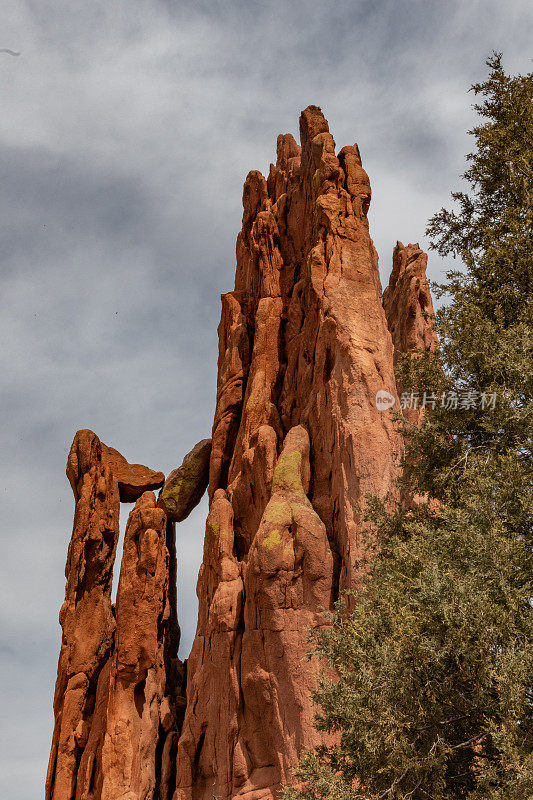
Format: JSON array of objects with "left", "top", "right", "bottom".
[
  {"left": 158, "top": 438, "right": 212, "bottom": 522},
  {"left": 99, "top": 442, "right": 164, "bottom": 503}
]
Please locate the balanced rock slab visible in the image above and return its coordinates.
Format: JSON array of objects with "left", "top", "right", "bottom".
[{"left": 158, "top": 438, "right": 212, "bottom": 522}]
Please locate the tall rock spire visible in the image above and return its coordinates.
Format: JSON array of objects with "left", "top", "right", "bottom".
[
  {"left": 175, "top": 106, "right": 429, "bottom": 800},
  {"left": 383, "top": 241, "right": 438, "bottom": 424},
  {"left": 383, "top": 241, "right": 437, "bottom": 363}
]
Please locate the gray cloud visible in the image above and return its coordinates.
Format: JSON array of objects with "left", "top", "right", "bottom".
[{"left": 0, "top": 0, "right": 531, "bottom": 796}]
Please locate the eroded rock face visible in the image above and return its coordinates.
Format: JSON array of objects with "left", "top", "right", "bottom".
[
  {"left": 239, "top": 426, "right": 334, "bottom": 796},
  {"left": 176, "top": 427, "right": 333, "bottom": 800}
]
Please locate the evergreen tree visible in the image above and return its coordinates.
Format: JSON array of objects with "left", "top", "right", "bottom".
[{"left": 284, "top": 54, "right": 533, "bottom": 800}]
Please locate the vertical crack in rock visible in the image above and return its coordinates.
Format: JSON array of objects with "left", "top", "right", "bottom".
[{"left": 47, "top": 107, "right": 437, "bottom": 800}]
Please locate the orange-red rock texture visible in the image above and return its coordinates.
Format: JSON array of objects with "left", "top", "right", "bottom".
[{"left": 46, "top": 107, "right": 436, "bottom": 800}]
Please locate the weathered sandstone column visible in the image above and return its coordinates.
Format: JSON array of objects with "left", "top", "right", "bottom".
[
  {"left": 174, "top": 107, "right": 436, "bottom": 800},
  {"left": 46, "top": 431, "right": 168, "bottom": 800}
]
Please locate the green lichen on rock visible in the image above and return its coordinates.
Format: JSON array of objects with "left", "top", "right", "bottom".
[
  {"left": 271, "top": 449, "right": 303, "bottom": 494},
  {"left": 206, "top": 519, "right": 220, "bottom": 539},
  {"left": 283, "top": 541, "right": 295, "bottom": 560},
  {"left": 262, "top": 529, "right": 282, "bottom": 550},
  {"left": 263, "top": 498, "right": 292, "bottom": 526},
  {"left": 158, "top": 438, "right": 211, "bottom": 522}
]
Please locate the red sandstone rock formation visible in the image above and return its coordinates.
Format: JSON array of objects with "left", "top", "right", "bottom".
[
  {"left": 177, "top": 426, "right": 334, "bottom": 800},
  {"left": 98, "top": 491, "right": 171, "bottom": 800},
  {"left": 46, "top": 430, "right": 120, "bottom": 800},
  {"left": 47, "top": 108, "right": 437, "bottom": 800}
]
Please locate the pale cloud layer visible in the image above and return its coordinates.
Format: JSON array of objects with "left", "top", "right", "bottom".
[{"left": 0, "top": 1, "right": 531, "bottom": 796}]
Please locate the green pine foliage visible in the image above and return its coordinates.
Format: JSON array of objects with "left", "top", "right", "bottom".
[{"left": 284, "top": 54, "right": 533, "bottom": 800}]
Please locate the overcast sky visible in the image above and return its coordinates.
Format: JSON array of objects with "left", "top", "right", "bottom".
[{"left": 0, "top": 1, "right": 531, "bottom": 797}]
